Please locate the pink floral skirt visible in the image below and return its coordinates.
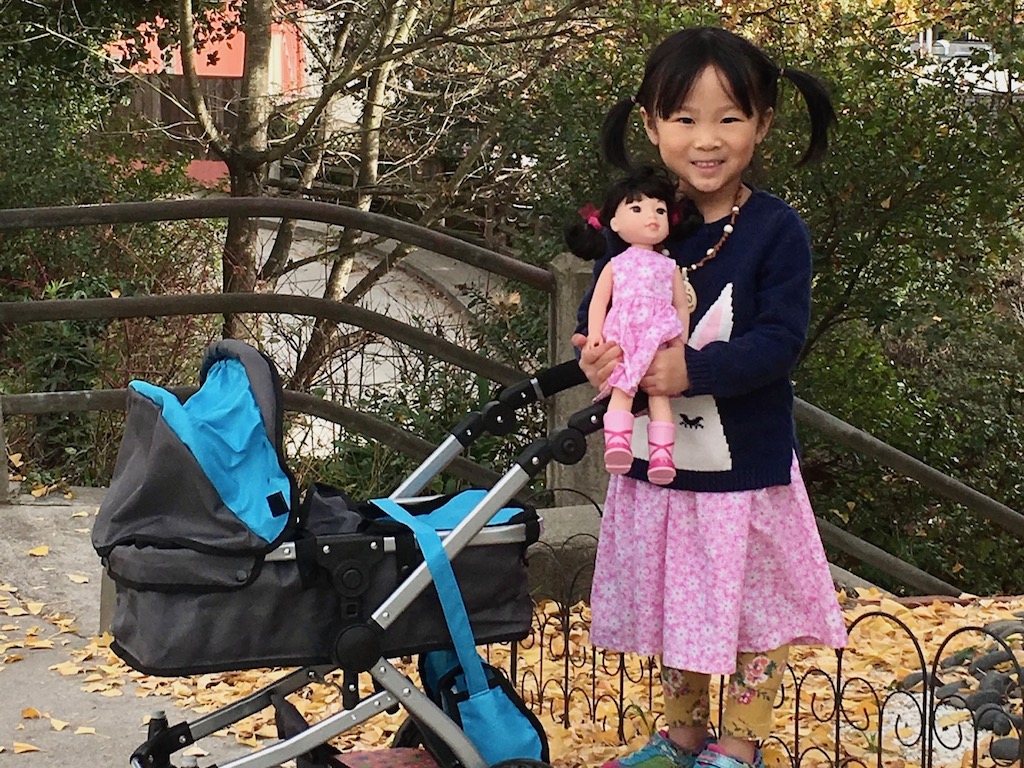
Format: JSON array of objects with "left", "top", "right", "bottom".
[{"left": 589, "top": 457, "right": 849, "bottom": 675}]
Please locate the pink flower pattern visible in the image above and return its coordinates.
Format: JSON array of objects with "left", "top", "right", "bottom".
[
  {"left": 590, "top": 456, "right": 849, "bottom": 675},
  {"left": 603, "top": 247, "right": 686, "bottom": 397}
]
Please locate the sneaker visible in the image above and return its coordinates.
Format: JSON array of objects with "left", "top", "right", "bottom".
[
  {"left": 695, "top": 745, "right": 765, "bottom": 768},
  {"left": 602, "top": 730, "right": 700, "bottom": 768}
]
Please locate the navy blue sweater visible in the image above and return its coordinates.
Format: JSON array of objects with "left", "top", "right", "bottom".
[{"left": 575, "top": 189, "right": 811, "bottom": 492}]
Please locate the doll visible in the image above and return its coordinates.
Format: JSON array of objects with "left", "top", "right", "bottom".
[{"left": 565, "top": 166, "right": 698, "bottom": 485}]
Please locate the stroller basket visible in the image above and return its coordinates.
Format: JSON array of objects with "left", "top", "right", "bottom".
[
  {"left": 105, "top": 487, "right": 538, "bottom": 676},
  {"left": 93, "top": 340, "right": 544, "bottom": 676}
]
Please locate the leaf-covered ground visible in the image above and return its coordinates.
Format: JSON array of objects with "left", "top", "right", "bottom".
[{"left": 4, "top": 583, "right": 1024, "bottom": 767}]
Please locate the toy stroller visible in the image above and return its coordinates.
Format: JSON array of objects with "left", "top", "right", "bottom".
[{"left": 93, "top": 340, "right": 610, "bottom": 768}]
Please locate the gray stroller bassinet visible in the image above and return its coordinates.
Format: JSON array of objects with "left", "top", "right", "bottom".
[{"left": 93, "top": 340, "right": 602, "bottom": 768}]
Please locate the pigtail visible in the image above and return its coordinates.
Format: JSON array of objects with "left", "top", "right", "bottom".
[
  {"left": 563, "top": 215, "right": 610, "bottom": 262},
  {"left": 671, "top": 198, "right": 704, "bottom": 241},
  {"left": 600, "top": 97, "right": 639, "bottom": 172},
  {"left": 780, "top": 67, "right": 837, "bottom": 166}
]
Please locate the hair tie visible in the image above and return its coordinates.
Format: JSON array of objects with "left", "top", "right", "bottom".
[
  {"left": 630, "top": 94, "right": 638, "bottom": 105},
  {"left": 578, "top": 203, "right": 602, "bottom": 230}
]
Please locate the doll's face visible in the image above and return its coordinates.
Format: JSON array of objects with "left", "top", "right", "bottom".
[{"left": 609, "top": 194, "right": 669, "bottom": 248}]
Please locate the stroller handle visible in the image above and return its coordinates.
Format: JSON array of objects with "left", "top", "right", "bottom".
[
  {"left": 497, "top": 359, "right": 587, "bottom": 410},
  {"left": 392, "top": 360, "right": 588, "bottom": 499}
]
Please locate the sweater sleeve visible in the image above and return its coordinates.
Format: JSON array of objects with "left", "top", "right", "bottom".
[{"left": 684, "top": 208, "right": 811, "bottom": 399}]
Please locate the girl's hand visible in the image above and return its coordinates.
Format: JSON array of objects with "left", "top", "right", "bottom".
[
  {"left": 572, "top": 333, "right": 621, "bottom": 391},
  {"left": 640, "top": 337, "right": 689, "bottom": 397}
]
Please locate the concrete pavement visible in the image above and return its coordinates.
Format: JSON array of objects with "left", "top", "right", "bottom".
[{"left": 0, "top": 487, "right": 253, "bottom": 766}]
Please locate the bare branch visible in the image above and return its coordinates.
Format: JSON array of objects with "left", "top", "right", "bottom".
[{"left": 177, "top": 0, "right": 230, "bottom": 156}]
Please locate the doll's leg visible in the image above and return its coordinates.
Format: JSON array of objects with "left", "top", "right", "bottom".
[
  {"left": 646, "top": 394, "right": 676, "bottom": 485},
  {"left": 604, "top": 387, "right": 635, "bottom": 474}
]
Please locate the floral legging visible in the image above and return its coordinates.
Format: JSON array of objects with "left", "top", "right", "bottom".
[{"left": 661, "top": 646, "right": 789, "bottom": 741}]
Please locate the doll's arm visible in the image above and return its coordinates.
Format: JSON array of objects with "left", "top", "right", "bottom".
[
  {"left": 587, "top": 263, "right": 614, "bottom": 346},
  {"left": 670, "top": 268, "right": 690, "bottom": 342}
]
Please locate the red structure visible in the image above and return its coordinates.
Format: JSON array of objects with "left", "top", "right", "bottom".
[{"left": 112, "top": 9, "right": 306, "bottom": 188}]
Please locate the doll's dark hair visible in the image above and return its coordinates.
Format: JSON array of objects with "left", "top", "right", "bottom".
[
  {"left": 601, "top": 26, "right": 836, "bottom": 171},
  {"left": 564, "top": 165, "right": 698, "bottom": 262}
]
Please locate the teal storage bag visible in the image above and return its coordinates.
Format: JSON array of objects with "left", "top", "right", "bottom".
[{"left": 371, "top": 498, "right": 548, "bottom": 766}]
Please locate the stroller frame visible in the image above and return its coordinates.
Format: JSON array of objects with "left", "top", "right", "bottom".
[{"left": 128, "top": 361, "right": 610, "bottom": 768}]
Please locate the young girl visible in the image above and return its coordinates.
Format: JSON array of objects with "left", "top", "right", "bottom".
[
  {"left": 565, "top": 166, "right": 697, "bottom": 485},
  {"left": 572, "top": 26, "right": 849, "bottom": 768}
]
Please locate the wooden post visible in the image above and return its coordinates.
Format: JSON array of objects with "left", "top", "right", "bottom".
[{"left": 547, "top": 252, "right": 608, "bottom": 509}]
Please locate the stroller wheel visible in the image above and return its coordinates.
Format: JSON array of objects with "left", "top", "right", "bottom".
[
  {"left": 391, "top": 717, "right": 425, "bottom": 749},
  {"left": 391, "top": 717, "right": 463, "bottom": 768},
  {"left": 490, "top": 761, "right": 553, "bottom": 768}
]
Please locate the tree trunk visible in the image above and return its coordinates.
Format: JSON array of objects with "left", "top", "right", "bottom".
[{"left": 220, "top": 0, "right": 274, "bottom": 341}]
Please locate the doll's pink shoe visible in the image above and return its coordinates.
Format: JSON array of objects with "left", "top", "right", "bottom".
[
  {"left": 647, "top": 421, "right": 676, "bottom": 485},
  {"left": 603, "top": 410, "right": 634, "bottom": 474}
]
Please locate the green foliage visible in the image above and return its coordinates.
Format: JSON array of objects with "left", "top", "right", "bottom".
[
  {"left": 507, "top": 0, "right": 1024, "bottom": 594},
  {"left": 747, "top": 3, "right": 1024, "bottom": 593},
  {"left": 0, "top": 19, "right": 221, "bottom": 487}
]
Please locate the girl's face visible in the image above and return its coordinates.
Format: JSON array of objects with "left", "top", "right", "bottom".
[
  {"left": 609, "top": 193, "right": 669, "bottom": 248},
  {"left": 641, "top": 65, "right": 772, "bottom": 218}
]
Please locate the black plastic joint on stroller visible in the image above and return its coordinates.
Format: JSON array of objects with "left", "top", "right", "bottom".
[{"left": 94, "top": 348, "right": 631, "bottom": 768}]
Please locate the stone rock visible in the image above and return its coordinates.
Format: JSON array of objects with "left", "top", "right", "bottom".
[
  {"left": 990, "top": 737, "right": 1023, "bottom": 762},
  {"left": 979, "top": 671, "right": 1015, "bottom": 694},
  {"left": 975, "top": 703, "right": 1009, "bottom": 732},
  {"left": 982, "top": 619, "right": 1024, "bottom": 640},
  {"left": 934, "top": 680, "right": 969, "bottom": 702},
  {"left": 969, "top": 649, "right": 1014, "bottom": 675},
  {"left": 993, "top": 710, "right": 1024, "bottom": 737},
  {"left": 898, "top": 670, "right": 941, "bottom": 692},
  {"left": 964, "top": 689, "right": 1006, "bottom": 711},
  {"left": 940, "top": 646, "right": 979, "bottom": 669}
]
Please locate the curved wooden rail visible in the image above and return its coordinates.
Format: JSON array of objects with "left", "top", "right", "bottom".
[
  {"left": 0, "top": 197, "right": 555, "bottom": 292},
  {"left": 0, "top": 293, "right": 526, "bottom": 386}
]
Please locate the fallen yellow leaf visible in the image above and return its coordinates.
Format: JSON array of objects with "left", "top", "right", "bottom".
[
  {"left": 26, "top": 602, "right": 44, "bottom": 615},
  {"left": 13, "top": 742, "right": 41, "bottom": 753},
  {"left": 938, "top": 710, "right": 972, "bottom": 728},
  {"left": 50, "top": 718, "right": 69, "bottom": 731},
  {"left": 8, "top": 453, "right": 23, "bottom": 467},
  {"left": 27, "top": 545, "right": 50, "bottom": 557},
  {"left": 74, "top": 726, "right": 96, "bottom": 735},
  {"left": 21, "top": 707, "right": 44, "bottom": 719},
  {"left": 49, "top": 661, "right": 82, "bottom": 676},
  {"left": 67, "top": 575, "right": 89, "bottom": 584}
]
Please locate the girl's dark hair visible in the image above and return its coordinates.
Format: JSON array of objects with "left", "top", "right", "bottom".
[
  {"left": 601, "top": 26, "right": 836, "bottom": 171},
  {"left": 564, "top": 165, "right": 699, "bottom": 261}
]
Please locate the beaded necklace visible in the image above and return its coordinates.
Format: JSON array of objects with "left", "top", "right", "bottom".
[{"left": 681, "top": 186, "right": 744, "bottom": 313}]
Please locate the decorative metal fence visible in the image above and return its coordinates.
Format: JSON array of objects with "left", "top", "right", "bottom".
[{"left": 501, "top": 539, "right": 1024, "bottom": 768}]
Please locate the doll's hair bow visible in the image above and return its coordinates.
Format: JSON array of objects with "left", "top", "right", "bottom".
[{"left": 578, "top": 202, "right": 602, "bottom": 230}]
